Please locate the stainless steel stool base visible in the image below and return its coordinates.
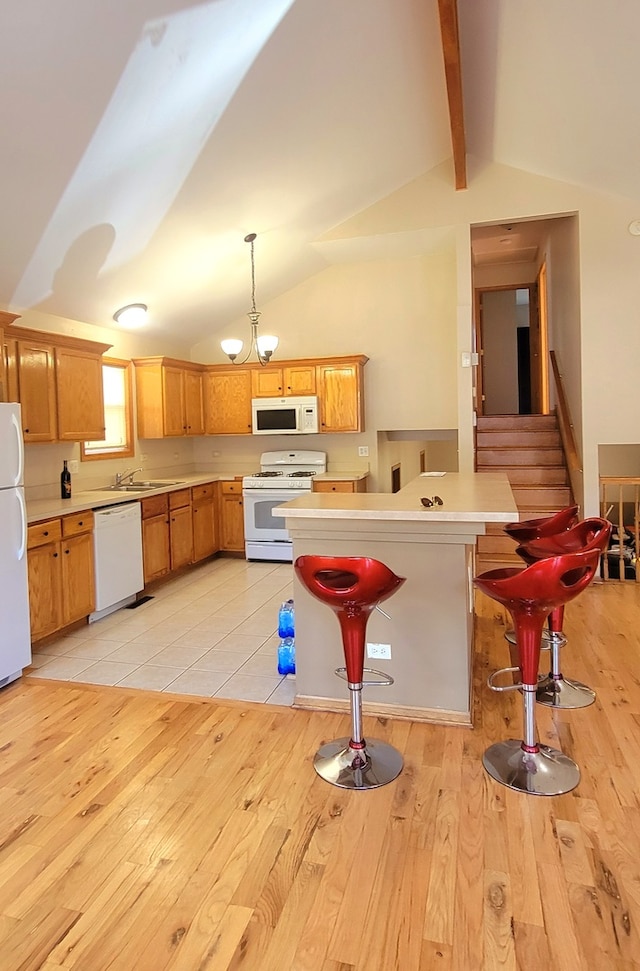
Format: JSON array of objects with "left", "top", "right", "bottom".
[
  {"left": 505, "top": 627, "right": 567, "bottom": 648},
  {"left": 482, "top": 739, "right": 580, "bottom": 796},
  {"left": 314, "top": 738, "right": 403, "bottom": 789},
  {"left": 536, "top": 676, "right": 596, "bottom": 709}
]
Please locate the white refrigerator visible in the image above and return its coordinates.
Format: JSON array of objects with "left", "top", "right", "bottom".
[{"left": 0, "top": 402, "right": 32, "bottom": 686}]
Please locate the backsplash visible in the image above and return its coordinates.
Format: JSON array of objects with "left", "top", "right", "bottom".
[{"left": 24, "top": 433, "right": 373, "bottom": 500}]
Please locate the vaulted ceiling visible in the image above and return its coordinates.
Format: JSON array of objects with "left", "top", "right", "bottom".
[{"left": 2, "top": 0, "right": 639, "bottom": 344}]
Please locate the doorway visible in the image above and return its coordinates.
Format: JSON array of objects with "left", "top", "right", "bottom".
[{"left": 474, "top": 278, "right": 549, "bottom": 416}]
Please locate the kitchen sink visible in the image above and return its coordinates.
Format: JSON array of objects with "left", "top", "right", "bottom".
[{"left": 92, "top": 480, "right": 184, "bottom": 493}]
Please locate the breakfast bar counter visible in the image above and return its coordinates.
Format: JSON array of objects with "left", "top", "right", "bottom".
[{"left": 274, "top": 472, "right": 518, "bottom": 725}]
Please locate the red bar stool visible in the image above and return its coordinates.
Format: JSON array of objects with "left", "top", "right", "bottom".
[
  {"left": 503, "top": 503, "right": 579, "bottom": 544},
  {"left": 294, "top": 554, "right": 405, "bottom": 790},
  {"left": 503, "top": 504, "right": 579, "bottom": 648},
  {"left": 514, "top": 517, "right": 612, "bottom": 708},
  {"left": 474, "top": 548, "right": 600, "bottom": 795}
]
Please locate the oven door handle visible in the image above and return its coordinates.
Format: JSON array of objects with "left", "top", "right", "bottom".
[{"left": 242, "top": 489, "right": 309, "bottom": 500}]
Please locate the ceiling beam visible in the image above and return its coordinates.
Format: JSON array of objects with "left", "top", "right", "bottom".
[{"left": 437, "top": 0, "right": 467, "bottom": 190}]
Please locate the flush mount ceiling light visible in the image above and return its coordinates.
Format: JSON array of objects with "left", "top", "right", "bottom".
[
  {"left": 221, "top": 233, "right": 278, "bottom": 367},
  {"left": 113, "top": 303, "right": 148, "bottom": 328}
]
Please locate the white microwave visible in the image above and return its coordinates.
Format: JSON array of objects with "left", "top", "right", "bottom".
[{"left": 251, "top": 396, "right": 319, "bottom": 435}]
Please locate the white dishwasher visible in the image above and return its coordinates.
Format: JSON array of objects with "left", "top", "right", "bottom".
[{"left": 89, "top": 502, "right": 144, "bottom": 622}]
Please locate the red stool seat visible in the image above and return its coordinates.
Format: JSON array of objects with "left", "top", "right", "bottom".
[
  {"left": 474, "top": 548, "right": 600, "bottom": 795},
  {"left": 504, "top": 504, "right": 579, "bottom": 544},
  {"left": 514, "top": 517, "right": 612, "bottom": 708},
  {"left": 295, "top": 555, "right": 405, "bottom": 790},
  {"left": 503, "top": 504, "right": 580, "bottom": 651}
]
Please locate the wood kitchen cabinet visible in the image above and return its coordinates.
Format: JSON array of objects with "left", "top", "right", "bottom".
[
  {"left": 313, "top": 478, "right": 367, "bottom": 494},
  {"left": 55, "top": 345, "right": 106, "bottom": 441},
  {"left": 27, "top": 512, "right": 95, "bottom": 641},
  {"left": 192, "top": 483, "right": 217, "bottom": 562},
  {"left": 4, "top": 323, "right": 111, "bottom": 442},
  {"left": 205, "top": 356, "right": 366, "bottom": 435},
  {"left": 250, "top": 364, "right": 317, "bottom": 398},
  {"left": 16, "top": 337, "right": 57, "bottom": 442},
  {"left": 0, "top": 311, "right": 20, "bottom": 403},
  {"left": 317, "top": 358, "right": 367, "bottom": 433},
  {"left": 140, "top": 493, "right": 171, "bottom": 583},
  {"left": 133, "top": 357, "right": 205, "bottom": 438},
  {"left": 218, "top": 480, "right": 245, "bottom": 552},
  {"left": 141, "top": 489, "right": 194, "bottom": 582},
  {"left": 168, "top": 489, "right": 193, "bottom": 570},
  {"left": 204, "top": 368, "right": 252, "bottom": 435}
]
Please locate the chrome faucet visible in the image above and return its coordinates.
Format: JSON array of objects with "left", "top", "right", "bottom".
[{"left": 115, "top": 467, "right": 143, "bottom": 486}]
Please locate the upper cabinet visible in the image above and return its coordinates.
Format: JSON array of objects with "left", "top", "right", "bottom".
[
  {"left": 3, "top": 321, "right": 111, "bottom": 443},
  {"left": 204, "top": 368, "right": 252, "bottom": 435},
  {"left": 317, "top": 357, "right": 367, "bottom": 433},
  {"left": 133, "top": 354, "right": 367, "bottom": 437},
  {"left": 56, "top": 345, "right": 108, "bottom": 441},
  {"left": 251, "top": 364, "right": 317, "bottom": 398},
  {"left": 133, "top": 358, "right": 205, "bottom": 438}
]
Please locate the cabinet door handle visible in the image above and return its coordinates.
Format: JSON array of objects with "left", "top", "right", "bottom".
[
  {"left": 53, "top": 552, "right": 58, "bottom": 558},
  {"left": 64, "top": 548, "right": 70, "bottom": 554},
  {"left": 43, "top": 530, "right": 49, "bottom": 536},
  {"left": 78, "top": 520, "right": 83, "bottom": 526}
]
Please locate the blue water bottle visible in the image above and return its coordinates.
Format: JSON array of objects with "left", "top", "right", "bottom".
[
  {"left": 278, "top": 599, "right": 295, "bottom": 638},
  {"left": 277, "top": 637, "right": 296, "bottom": 676}
]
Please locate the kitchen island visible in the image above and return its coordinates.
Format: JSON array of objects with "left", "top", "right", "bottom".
[{"left": 273, "top": 472, "right": 518, "bottom": 725}]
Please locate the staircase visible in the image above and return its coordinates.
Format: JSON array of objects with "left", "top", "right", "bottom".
[{"left": 476, "top": 413, "right": 572, "bottom": 571}]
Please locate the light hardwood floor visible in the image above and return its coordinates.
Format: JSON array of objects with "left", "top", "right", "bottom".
[{"left": 1, "top": 580, "right": 639, "bottom": 970}]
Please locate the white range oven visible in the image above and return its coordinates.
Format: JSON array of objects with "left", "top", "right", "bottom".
[{"left": 243, "top": 449, "right": 326, "bottom": 561}]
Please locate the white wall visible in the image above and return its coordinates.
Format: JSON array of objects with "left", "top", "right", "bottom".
[{"left": 315, "top": 156, "right": 640, "bottom": 514}]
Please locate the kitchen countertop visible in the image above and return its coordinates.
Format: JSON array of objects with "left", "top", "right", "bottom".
[
  {"left": 273, "top": 471, "right": 517, "bottom": 524},
  {"left": 26, "top": 469, "right": 369, "bottom": 524},
  {"left": 26, "top": 472, "right": 243, "bottom": 524},
  {"left": 312, "top": 471, "right": 369, "bottom": 482}
]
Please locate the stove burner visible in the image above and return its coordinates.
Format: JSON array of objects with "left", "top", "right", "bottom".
[
  {"left": 254, "top": 471, "right": 283, "bottom": 477},
  {"left": 287, "top": 471, "right": 316, "bottom": 477}
]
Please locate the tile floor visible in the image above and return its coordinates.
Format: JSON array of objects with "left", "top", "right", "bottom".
[{"left": 27, "top": 557, "right": 298, "bottom": 706}]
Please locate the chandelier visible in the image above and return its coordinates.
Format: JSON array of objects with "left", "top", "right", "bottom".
[{"left": 221, "top": 233, "right": 278, "bottom": 366}]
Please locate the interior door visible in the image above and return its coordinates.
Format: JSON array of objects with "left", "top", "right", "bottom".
[{"left": 475, "top": 283, "right": 547, "bottom": 416}]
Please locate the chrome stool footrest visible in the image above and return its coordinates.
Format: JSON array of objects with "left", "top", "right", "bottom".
[
  {"left": 505, "top": 627, "right": 567, "bottom": 649},
  {"left": 487, "top": 666, "right": 522, "bottom": 692},
  {"left": 335, "top": 665, "right": 394, "bottom": 687}
]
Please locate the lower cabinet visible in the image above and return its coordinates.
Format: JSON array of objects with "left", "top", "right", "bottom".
[
  {"left": 141, "top": 488, "right": 196, "bottom": 583},
  {"left": 312, "top": 478, "right": 367, "bottom": 494},
  {"left": 192, "top": 483, "right": 217, "bottom": 562},
  {"left": 169, "top": 489, "right": 193, "bottom": 570},
  {"left": 141, "top": 496, "right": 171, "bottom": 584},
  {"left": 27, "top": 512, "right": 95, "bottom": 641},
  {"left": 218, "top": 480, "right": 245, "bottom": 552}
]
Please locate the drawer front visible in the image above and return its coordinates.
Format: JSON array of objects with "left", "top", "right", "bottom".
[
  {"left": 62, "top": 511, "right": 94, "bottom": 537},
  {"left": 27, "top": 518, "right": 62, "bottom": 549},
  {"left": 191, "top": 482, "right": 215, "bottom": 502},
  {"left": 141, "top": 494, "right": 169, "bottom": 519},
  {"left": 221, "top": 480, "right": 242, "bottom": 495},
  {"left": 313, "top": 480, "right": 355, "bottom": 493},
  {"left": 169, "top": 488, "right": 192, "bottom": 510}
]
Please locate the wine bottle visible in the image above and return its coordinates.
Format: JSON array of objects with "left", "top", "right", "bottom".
[{"left": 60, "top": 460, "right": 71, "bottom": 499}]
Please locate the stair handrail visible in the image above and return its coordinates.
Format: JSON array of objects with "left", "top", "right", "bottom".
[
  {"left": 549, "top": 351, "right": 581, "bottom": 473},
  {"left": 549, "top": 350, "right": 582, "bottom": 506}
]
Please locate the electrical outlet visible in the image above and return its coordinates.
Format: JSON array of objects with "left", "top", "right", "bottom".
[
  {"left": 69, "top": 460, "right": 79, "bottom": 474},
  {"left": 367, "top": 642, "right": 391, "bottom": 660},
  {"left": 358, "top": 446, "right": 369, "bottom": 457}
]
